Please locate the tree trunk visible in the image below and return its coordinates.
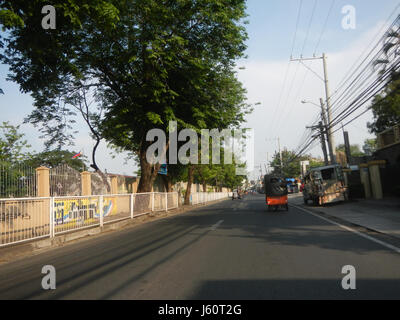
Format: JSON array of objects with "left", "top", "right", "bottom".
[
  {"left": 161, "top": 174, "right": 173, "bottom": 192},
  {"left": 137, "top": 143, "right": 161, "bottom": 193},
  {"left": 184, "top": 165, "right": 194, "bottom": 205},
  {"left": 202, "top": 182, "right": 207, "bottom": 192}
]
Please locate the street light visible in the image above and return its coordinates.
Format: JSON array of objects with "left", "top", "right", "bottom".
[
  {"left": 301, "top": 98, "right": 336, "bottom": 165},
  {"left": 301, "top": 100, "right": 321, "bottom": 109}
]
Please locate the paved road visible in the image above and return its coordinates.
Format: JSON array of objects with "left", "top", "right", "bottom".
[{"left": 1, "top": 194, "right": 400, "bottom": 299}]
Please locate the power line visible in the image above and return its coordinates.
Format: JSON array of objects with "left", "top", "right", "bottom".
[
  {"left": 268, "top": 0, "right": 304, "bottom": 135},
  {"left": 328, "top": 57, "right": 400, "bottom": 130},
  {"left": 288, "top": 6, "right": 400, "bottom": 165},
  {"left": 314, "top": 0, "right": 336, "bottom": 55},
  {"left": 290, "top": 0, "right": 304, "bottom": 59},
  {"left": 300, "top": 0, "right": 318, "bottom": 56}
]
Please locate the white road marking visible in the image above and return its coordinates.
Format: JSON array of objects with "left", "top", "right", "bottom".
[
  {"left": 291, "top": 204, "right": 400, "bottom": 254},
  {"left": 210, "top": 220, "right": 224, "bottom": 231}
]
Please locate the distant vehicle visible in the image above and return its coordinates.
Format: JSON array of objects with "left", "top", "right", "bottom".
[
  {"left": 264, "top": 174, "right": 288, "bottom": 212},
  {"left": 286, "top": 178, "right": 299, "bottom": 193},
  {"left": 232, "top": 190, "right": 241, "bottom": 200},
  {"left": 302, "top": 164, "right": 348, "bottom": 206}
]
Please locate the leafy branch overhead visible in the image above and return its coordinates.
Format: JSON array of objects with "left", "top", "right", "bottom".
[{"left": 1, "top": 0, "right": 250, "bottom": 193}]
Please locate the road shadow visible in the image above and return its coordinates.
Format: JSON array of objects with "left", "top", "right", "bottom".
[{"left": 189, "top": 279, "right": 400, "bottom": 299}]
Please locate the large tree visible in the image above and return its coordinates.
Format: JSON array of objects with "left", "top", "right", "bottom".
[
  {"left": 367, "top": 72, "right": 400, "bottom": 134},
  {"left": 1, "top": 0, "right": 249, "bottom": 193},
  {"left": 369, "top": 16, "right": 400, "bottom": 134}
]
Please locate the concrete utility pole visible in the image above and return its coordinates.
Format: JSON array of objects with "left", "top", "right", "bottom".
[
  {"left": 319, "top": 98, "right": 335, "bottom": 164},
  {"left": 306, "top": 122, "right": 329, "bottom": 166},
  {"left": 322, "top": 53, "right": 336, "bottom": 163},
  {"left": 343, "top": 130, "right": 352, "bottom": 166},
  {"left": 318, "top": 122, "right": 329, "bottom": 166},
  {"left": 291, "top": 53, "right": 336, "bottom": 164}
]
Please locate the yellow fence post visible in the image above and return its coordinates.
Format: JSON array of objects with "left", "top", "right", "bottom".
[
  {"left": 36, "top": 166, "right": 50, "bottom": 197},
  {"left": 81, "top": 171, "right": 92, "bottom": 196},
  {"left": 111, "top": 176, "right": 118, "bottom": 194}
]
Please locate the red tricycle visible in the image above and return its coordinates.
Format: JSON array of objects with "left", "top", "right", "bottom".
[
  {"left": 264, "top": 174, "right": 289, "bottom": 212},
  {"left": 266, "top": 195, "right": 288, "bottom": 212}
]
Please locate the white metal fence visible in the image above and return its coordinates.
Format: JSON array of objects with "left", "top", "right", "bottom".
[
  {"left": 191, "top": 192, "right": 230, "bottom": 205},
  {"left": 0, "top": 191, "right": 227, "bottom": 247}
]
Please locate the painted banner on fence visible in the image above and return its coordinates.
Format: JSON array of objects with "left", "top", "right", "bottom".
[{"left": 54, "top": 198, "right": 117, "bottom": 225}]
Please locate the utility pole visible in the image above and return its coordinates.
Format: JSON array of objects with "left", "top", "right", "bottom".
[
  {"left": 291, "top": 53, "right": 336, "bottom": 164},
  {"left": 343, "top": 130, "right": 352, "bottom": 166},
  {"left": 318, "top": 122, "right": 329, "bottom": 166},
  {"left": 322, "top": 53, "right": 336, "bottom": 163},
  {"left": 319, "top": 98, "right": 335, "bottom": 164},
  {"left": 306, "top": 122, "right": 329, "bottom": 166}
]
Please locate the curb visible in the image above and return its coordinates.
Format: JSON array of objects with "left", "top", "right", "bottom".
[{"left": 290, "top": 202, "right": 400, "bottom": 242}]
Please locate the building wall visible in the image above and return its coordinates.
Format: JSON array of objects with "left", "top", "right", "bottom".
[{"left": 374, "top": 143, "right": 400, "bottom": 166}]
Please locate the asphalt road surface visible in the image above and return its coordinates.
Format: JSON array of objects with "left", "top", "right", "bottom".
[{"left": 1, "top": 194, "right": 400, "bottom": 299}]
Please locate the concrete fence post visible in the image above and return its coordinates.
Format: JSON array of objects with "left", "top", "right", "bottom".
[
  {"left": 49, "top": 197, "right": 54, "bottom": 238},
  {"left": 99, "top": 195, "right": 104, "bottom": 227},
  {"left": 130, "top": 194, "right": 134, "bottom": 219},
  {"left": 81, "top": 171, "right": 92, "bottom": 196},
  {"left": 36, "top": 166, "right": 50, "bottom": 197},
  {"left": 165, "top": 193, "right": 168, "bottom": 212},
  {"left": 152, "top": 192, "right": 155, "bottom": 212},
  {"left": 111, "top": 176, "right": 118, "bottom": 194},
  {"left": 368, "top": 160, "right": 386, "bottom": 200},
  {"left": 359, "top": 164, "right": 371, "bottom": 199}
]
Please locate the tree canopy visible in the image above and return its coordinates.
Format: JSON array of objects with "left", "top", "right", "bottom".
[
  {"left": 367, "top": 72, "right": 400, "bottom": 134},
  {"left": 269, "top": 149, "right": 324, "bottom": 178},
  {"left": 1, "top": 0, "right": 250, "bottom": 192}
]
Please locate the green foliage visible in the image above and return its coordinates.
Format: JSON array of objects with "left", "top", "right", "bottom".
[
  {"left": 362, "top": 138, "right": 377, "bottom": 156},
  {"left": 1, "top": 0, "right": 250, "bottom": 191},
  {"left": 0, "top": 122, "right": 31, "bottom": 162},
  {"left": 367, "top": 72, "right": 400, "bottom": 134},
  {"left": 24, "top": 150, "right": 88, "bottom": 172},
  {"left": 336, "top": 144, "right": 365, "bottom": 157},
  {"left": 270, "top": 149, "right": 324, "bottom": 178}
]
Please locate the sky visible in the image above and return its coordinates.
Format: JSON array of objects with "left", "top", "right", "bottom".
[
  {"left": 1, "top": 0, "right": 400, "bottom": 179},
  {"left": 238, "top": 0, "right": 400, "bottom": 180}
]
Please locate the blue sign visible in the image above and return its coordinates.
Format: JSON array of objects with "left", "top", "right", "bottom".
[{"left": 158, "top": 164, "right": 167, "bottom": 175}]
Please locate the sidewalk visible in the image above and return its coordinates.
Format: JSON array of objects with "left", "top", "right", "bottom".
[{"left": 290, "top": 194, "right": 400, "bottom": 239}]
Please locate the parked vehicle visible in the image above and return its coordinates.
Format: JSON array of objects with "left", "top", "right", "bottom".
[
  {"left": 302, "top": 164, "right": 348, "bottom": 206},
  {"left": 264, "top": 174, "right": 288, "bottom": 212}
]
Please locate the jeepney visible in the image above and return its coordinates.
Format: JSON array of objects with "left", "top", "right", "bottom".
[{"left": 302, "top": 164, "right": 348, "bottom": 206}]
